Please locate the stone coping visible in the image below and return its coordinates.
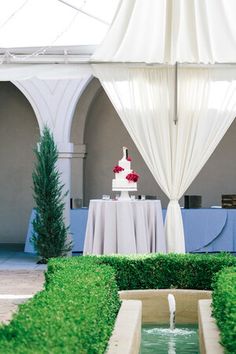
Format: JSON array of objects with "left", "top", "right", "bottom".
[
  {"left": 107, "top": 290, "right": 221, "bottom": 354},
  {"left": 198, "top": 300, "right": 224, "bottom": 354},
  {"left": 106, "top": 300, "right": 142, "bottom": 354},
  {"left": 119, "top": 289, "right": 212, "bottom": 324}
]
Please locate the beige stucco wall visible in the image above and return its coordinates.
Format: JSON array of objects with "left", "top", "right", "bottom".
[
  {"left": 84, "top": 88, "right": 236, "bottom": 207},
  {"left": 0, "top": 82, "right": 39, "bottom": 244},
  {"left": 119, "top": 289, "right": 212, "bottom": 324}
]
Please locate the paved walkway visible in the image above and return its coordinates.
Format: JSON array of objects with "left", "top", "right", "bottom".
[
  {"left": 0, "top": 251, "right": 46, "bottom": 324},
  {"left": 0, "top": 251, "right": 46, "bottom": 270}
]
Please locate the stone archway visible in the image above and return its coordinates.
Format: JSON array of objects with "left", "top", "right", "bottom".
[
  {"left": 70, "top": 77, "right": 102, "bottom": 204},
  {"left": 71, "top": 78, "right": 163, "bottom": 207},
  {"left": 0, "top": 81, "right": 40, "bottom": 246},
  {"left": 73, "top": 80, "right": 236, "bottom": 209}
]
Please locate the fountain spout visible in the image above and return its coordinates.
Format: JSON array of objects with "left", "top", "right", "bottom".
[{"left": 168, "top": 293, "right": 176, "bottom": 330}]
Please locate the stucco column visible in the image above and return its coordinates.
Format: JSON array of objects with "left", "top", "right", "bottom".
[
  {"left": 57, "top": 142, "right": 74, "bottom": 254},
  {"left": 71, "top": 144, "right": 87, "bottom": 205}
]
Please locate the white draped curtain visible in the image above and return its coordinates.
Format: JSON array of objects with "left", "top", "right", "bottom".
[
  {"left": 92, "top": 0, "right": 236, "bottom": 64},
  {"left": 92, "top": 64, "right": 236, "bottom": 253}
]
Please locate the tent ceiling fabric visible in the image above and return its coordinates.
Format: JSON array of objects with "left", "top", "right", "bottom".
[
  {"left": 0, "top": 0, "right": 119, "bottom": 48},
  {"left": 92, "top": 0, "right": 236, "bottom": 64}
]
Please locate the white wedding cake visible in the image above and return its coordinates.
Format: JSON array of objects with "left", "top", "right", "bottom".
[{"left": 112, "top": 147, "right": 139, "bottom": 193}]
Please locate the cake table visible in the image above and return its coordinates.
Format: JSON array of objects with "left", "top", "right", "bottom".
[{"left": 83, "top": 199, "right": 166, "bottom": 255}]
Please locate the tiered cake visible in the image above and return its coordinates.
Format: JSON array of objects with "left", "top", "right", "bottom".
[{"left": 112, "top": 147, "right": 139, "bottom": 199}]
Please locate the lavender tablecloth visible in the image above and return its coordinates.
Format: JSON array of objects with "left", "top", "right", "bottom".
[{"left": 83, "top": 199, "right": 166, "bottom": 255}]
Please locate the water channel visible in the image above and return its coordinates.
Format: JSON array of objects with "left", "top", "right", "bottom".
[{"left": 140, "top": 324, "right": 199, "bottom": 354}]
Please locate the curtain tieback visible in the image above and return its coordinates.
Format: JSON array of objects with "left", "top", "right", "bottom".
[{"left": 169, "top": 198, "right": 179, "bottom": 203}]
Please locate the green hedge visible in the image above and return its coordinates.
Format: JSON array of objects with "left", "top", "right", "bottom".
[
  {"left": 212, "top": 267, "right": 236, "bottom": 354},
  {"left": 1, "top": 253, "right": 236, "bottom": 353},
  {"left": 0, "top": 257, "right": 120, "bottom": 354},
  {"left": 48, "top": 253, "right": 236, "bottom": 291},
  {"left": 99, "top": 253, "right": 236, "bottom": 290}
]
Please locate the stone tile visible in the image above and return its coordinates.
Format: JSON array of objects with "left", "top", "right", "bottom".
[
  {"left": 0, "top": 270, "right": 45, "bottom": 323},
  {"left": 0, "top": 271, "right": 45, "bottom": 292},
  {"left": 0, "top": 251, "right": 45, "bottom": 270},
  {"left": 0, "top": 264, "right": 36, "bottom": 270}
]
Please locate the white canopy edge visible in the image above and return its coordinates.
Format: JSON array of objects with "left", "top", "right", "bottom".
[
  {"left": 1, "top": 61, "right": 236, "bottom": 81},
  {"left": 0, "top": 45, "right": 94, "bottom": 80},
  {"left": 0, "top": 63, "right": 92, "bottom": 80}
]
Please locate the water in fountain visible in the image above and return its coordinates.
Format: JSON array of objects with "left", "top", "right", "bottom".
[
  {"left": 140, "top": 293, "right": 199, "bottom": 353},
  {"left": 141, "top": 324, "right": 199, "bottom": 353},
  {"left": 168, "top": 293, "right": 176, "bottom": 330}
]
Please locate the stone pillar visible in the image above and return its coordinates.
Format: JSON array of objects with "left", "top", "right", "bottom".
[
  {"left": 57, "top": 142, "right": 74, "bottom": 254},
  {"left": 71, "top": 144, "right": 87, "bottom": 206}
]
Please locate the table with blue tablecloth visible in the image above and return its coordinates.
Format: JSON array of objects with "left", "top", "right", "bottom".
[
  {"left": 162, "top": 208, "right": 236, "bottom": 252},
  {"left": 25, "top": 207, "right": 236, "bottom": 253},
  {"left": 24, "top": 208, "right": 89, "bottom": 253}
]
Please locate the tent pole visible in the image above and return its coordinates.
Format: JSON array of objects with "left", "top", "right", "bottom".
[{"left": 174, "top": 62, "right": 178, "bottom": 124}]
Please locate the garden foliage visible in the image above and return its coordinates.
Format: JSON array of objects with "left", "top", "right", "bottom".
[
  {"left": 212, "top": 267, "right": 236, "bottom": 354},
  {"left": 48, "top": 253, "right": 236, "bottom": 290},
  {"left": 31, "top": 126, "right": 72, "bottom": 262},
  {"left": 0, "top": 253, "right": 236, "bottom": 353},
  {"left": 0, "top": 257, "right": 120, "bottom": 354}
]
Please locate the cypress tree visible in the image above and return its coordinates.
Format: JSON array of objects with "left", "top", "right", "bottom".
[{"left": 31, "top": 126, "right": 72, "bottom": 263}]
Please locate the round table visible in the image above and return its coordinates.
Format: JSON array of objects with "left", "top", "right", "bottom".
[{"left": 83, "top": 199, "right": 166, "bottom": 255}]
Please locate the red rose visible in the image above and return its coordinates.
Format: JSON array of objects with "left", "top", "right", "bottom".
[
  {"left": 113, "top": 165, "right": 124, "bottom": 173},
  {"left": 127, "top": 156, "right": 132, "bottom": 162},
  {"left": 126, "top": 171, "right": 139, "bottom": 182}
]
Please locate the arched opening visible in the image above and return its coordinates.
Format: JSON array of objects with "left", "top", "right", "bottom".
[
  {"left": 0, "top": 82, "right": 40, "bottom": 248},
  {"left": 82, "top": 86, "right": 236, "bottom": 208},
  {"left": 70, "top": 74, "right": 236, "bottom": 209},
  {"left": 83, "top": 87, "right": 166, "bottom": 206}
]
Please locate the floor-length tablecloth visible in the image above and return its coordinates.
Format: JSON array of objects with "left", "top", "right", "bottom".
[{"left": 83, "top": 200, "right": 166, "bottom": 255}]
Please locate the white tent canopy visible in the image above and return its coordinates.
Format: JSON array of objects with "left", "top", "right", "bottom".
[
  {"left": 92, "top": 0, "right": 236, "bottom": 64},
  {"left": 92, "top": 0, "right": 236, "bottom": 253},
  {"left": 0, "top": 0, "right": 119, "bottom": 79},
  {"left": 0, "top": 0, "right": 119, "bottom": 48},
  {"left": 1, "top": 0, "right": 236, "bottom": 253}
]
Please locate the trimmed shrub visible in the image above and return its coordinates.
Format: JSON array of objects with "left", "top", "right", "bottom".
[
  {"left": 1, "top": 253, "right": 236, "bottom": 353},
  {"left": 47, "top": 253, "right": 236, "bottom": 290},
  {"left": 32, "top": 126, "right": 72, "bottom": 263},
  {"left": 0, "top": 257, "right": 120, "bottom": 354},
  {"left": 99, "top": 253, "right": 236, "bottom": 290},
  {"left": 212, "top": 267, "right": 236, "bottom": 353}
]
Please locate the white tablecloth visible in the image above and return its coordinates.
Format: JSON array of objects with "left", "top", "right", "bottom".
[{"left": 83, "top": 200, "right": 166, "bottom": 255}]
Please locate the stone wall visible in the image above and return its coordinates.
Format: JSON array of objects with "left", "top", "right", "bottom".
[{"left": 0, "top": 82, "right": 39, "bottom": 243}]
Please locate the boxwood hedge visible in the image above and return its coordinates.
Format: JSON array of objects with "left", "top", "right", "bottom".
[
  {"left": 98, "top": 253, "right": 236, "bottom": 290},
  {"left": 0, "top": 253, "right": 235, "bottom": 353},
  {"left": 212, "top": 267, "right": 236, "bottom": 354},
  {"left": 0, "top": 257, "right": 120, "bottom": 354}
]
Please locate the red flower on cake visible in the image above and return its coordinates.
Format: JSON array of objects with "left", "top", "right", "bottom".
[
  {"left": 113, "top": 165, "right": 124, "bottom": 173},
  {"left": 127, "top": 156, "right": 132, "bottom": 161},
  {"left": 126, "top": 171, "right": 139, "bottom": 182}
]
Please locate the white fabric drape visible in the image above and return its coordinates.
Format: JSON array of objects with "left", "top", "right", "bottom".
[
  {"left": 92, "top": 64, "right": 236, "bottom": 252},
  {"left": 92, "top": 0, "right": 236, "bottom": 64}
]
